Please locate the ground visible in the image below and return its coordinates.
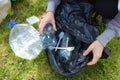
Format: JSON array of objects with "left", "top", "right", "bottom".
[{"left": 0, "top": 0, "right": 120, "bottom": 80}]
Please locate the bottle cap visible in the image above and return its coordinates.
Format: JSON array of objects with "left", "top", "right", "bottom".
[{"left": 6, "top": 21, "right": 17, "bottom": 28}]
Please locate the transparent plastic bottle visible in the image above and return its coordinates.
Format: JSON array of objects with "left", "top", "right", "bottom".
[
  {"left": 59, "top": 33, "right": 72, "bottom": 63},
  {"left": 9, "top": 24, "right": 43, "bottom": 60},
  {"left": 41, "top": 23, "right": 57, "bottom": 49},
  {"left": 0, "top": 0, "right": 11, "bottom": 23}
]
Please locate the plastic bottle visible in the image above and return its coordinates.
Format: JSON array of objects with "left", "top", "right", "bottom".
[
  {"left": 41, "top": 23, "right": 57, "bottom": 49},
  {"left": 0, "top": 0, "right": 11, "bottom": 23},
  {"left": 59, "top": 33, "right": 73, "bottom": 63},
  {"left": 9, "top": 23, "right": 43, "bottom": 60}
]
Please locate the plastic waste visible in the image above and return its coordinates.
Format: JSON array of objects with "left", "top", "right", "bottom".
[
  {"left": 26, "top": 16, "right": 39, "bottom": 25},
  {"left": 9, "top": 23, "right": 42, "bottom": 60},
  {"left": 58, "top": 33, "right": 73, "bottom": 63},
  {"left": 45, "top": 30, "right": 93, "bottom": 76},
  {"left": 0, "top": 0, "right": 11, "bottom": 23},
  {"left": 45, "top": 0, "right": 111, "bottom": 76},
  {"left": 6, "top": 20, "right": 17, "bottom": 28},
  {"left": 55, "top": 1, "right": 99, "bottom": 43},
  {"left": 41, "top": 23, "right": 57, "bottom": 49},
  {"left": 55, "top": 32, "right": 64, "bottom": 51}
]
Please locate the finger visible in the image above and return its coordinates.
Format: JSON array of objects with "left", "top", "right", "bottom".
[
  {"left": 83, "top": 46, "right": 93, "bottom": 56},
  {"left": 52, "top": 21, "right": 57, "bottom": 31},
  {"left": 87, "top": 54, "right": 100, "bottom": 65},
  {"left": 39, "top": 22, "right": 47, "bottom": 34}
]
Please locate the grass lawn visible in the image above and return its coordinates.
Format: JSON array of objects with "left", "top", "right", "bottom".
[{"left": 0, "top": 0, "right": 120, "bottom": 80}]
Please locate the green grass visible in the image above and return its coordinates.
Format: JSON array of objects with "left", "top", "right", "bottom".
[{"left": 0, "top": 0, "right": 120, "bottom": 80}]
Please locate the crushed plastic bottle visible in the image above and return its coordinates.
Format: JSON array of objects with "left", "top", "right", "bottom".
[
  {"left": 0, "top": 0, "right": 11, "bottom": 23},
  {"left": 41, "top": 23, "right": 57, "bottom": 49},
  {"left": 9, "top": 23, "right": 43, "bottom": 60}
]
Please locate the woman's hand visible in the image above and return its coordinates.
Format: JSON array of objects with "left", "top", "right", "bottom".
[
  {"left": 39, "top": 11, "right": 57, "bottom": 34},
  {"left": 83, "top": 40, "right": 104, "bottom": 65}
]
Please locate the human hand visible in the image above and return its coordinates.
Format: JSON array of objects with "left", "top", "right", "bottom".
[
  {"left": 39, "top": 11, "right": 57, "bottom": 34},
  {"left": 83, "top": 40, "right": 104, "bottom": 65}
]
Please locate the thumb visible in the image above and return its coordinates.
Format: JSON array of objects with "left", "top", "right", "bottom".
[
  {"left": 52, "top": 21, "right": 57, "bottom": 31},
  {"left": 83, "top": 46, "right": 93, "bottom": 56}
]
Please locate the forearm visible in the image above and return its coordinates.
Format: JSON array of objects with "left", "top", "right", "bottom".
[
  {"left": 97, "top": 13, "right": 120, "bottom": 46},
  {"left": 46, "top": 0, "right": 61, "bottom": 13}
]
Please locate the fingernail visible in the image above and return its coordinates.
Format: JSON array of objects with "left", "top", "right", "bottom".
[
  {"left": 83, "top": 53, "right": 86, "bottom": 56},
  {"left": 55, "top": 28, "right": 57, "bottom": 31}
]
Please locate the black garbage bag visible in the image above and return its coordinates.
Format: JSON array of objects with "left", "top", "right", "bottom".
[
  {"left": 55, "top": 0, "right": 99, "bottom": 43},
  {"left": 45, "top": 29, "right": 93, "bottom": 76},
  {"left": 43, "top": 0, "right": 111, "bottom": 76}
]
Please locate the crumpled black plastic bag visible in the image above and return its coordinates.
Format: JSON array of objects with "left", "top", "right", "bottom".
[
  {"left": 45, "top": 30, "right": 110, "bottom": 76},
  {"left": 44, "top": 1, "right": 110, "bottom": 76},
  {"left": 55, "top": 1, "right": 99, "bottom": 43},
  {"left": 45, "top": 30, "right": 93, "bottom": 76}
]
